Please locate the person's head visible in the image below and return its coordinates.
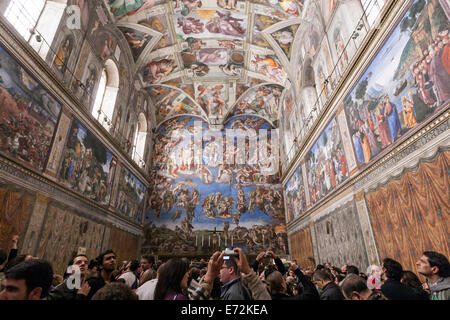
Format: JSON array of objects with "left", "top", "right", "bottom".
[
  {"left": 265, "top": 271, "right": 286, "bottom": 295},
  {"left": 153, "top": 258, "right": 190, "bottom": 299},
  {"left": 5, "top": 254, "right": 34, "bottom": 270},
  {"left": 417, "top": 251, "right": 450, "bottom": 279},
  {"left": 127, "top": 260, "right": 140, "bottom": 273},
  {"left": 400, "top": 270, "right": 423, "bottom": 289},
  {"left": 219, "top": 258, "right": 240, "bottom": 285},
  {"left": 88, "top": 259, "right": 99, "bottom": 274},
  {"left": 0, "top": 260, "right": 53, "bottom": 300},
  {"left": 91, "top": 282, "right": 138, "bottom": 300},
  {"left": 140, "top": 255, "right": 154, "bottom": 271},
  {"left": 341, "top": 274, "right": 372, "bottom": 300},
  {"left": 312, "top": 270, "right": 333, "bottom": 289},
  {"left": 346, "top": 265, "right": 360, "bottom": 276},
  {"left": 96, "top": 250, "right": 116, "bottom": 273},
  {"left": 381, "top": 258, "right": 403, "bottom": 281},
  {"left": 70, "top": 254, "right": 89, "bottom": 278}
]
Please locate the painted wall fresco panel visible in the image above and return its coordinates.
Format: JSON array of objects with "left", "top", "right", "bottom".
[
  {"left": 344, "top": 0, "right": 450, "bottom": 169},
  {"left": 305, "top": 116, "right": 349, "bottom": 206},
  {"left": 116, "top": 166, "right": 147, "bottom": 223},
  {"left": 58, "top": 118, "right": 118, "bottom": 207},
  {"left": 0, "top": 46, "right": 62, "bottom": 172}
]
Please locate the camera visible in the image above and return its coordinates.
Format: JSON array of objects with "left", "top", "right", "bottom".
[{"left": 223, "top": 248, "right": 239, "bottom": 260}]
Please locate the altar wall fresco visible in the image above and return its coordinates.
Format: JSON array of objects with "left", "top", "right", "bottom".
[{"left": 144, "top": 115, "right": 288, "bottom": 257}]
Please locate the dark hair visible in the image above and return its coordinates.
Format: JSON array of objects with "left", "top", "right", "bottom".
[
  {"left": 141, "top": 255, "right": 155, "bottom": 264},
  {"left": 382, "top": 258, "right": 403, "bottom": 281},
  {"left": 154, "top": 258, "right": 189, "bottom": 300},
  {"left": 341, "top": 274, "right": 370, "bottom": 299},
  {"left": 423, "top": 251, "right": 450, "bottom": 278},
  {"left": 88, "top": 259, "right": 99, "bottom": 270},
  {"left": 401, "top": 270, "right": 423, "bottom": 289},
  {"left": 91, "top": 282, "right": 138, "bottom": 300},
  {"left": 129, "top": 260, "right": 140, "bottom": 272},
  {"left": 189, "top": 267, "right": 201, "bottom": 281},
  {"left": 346, "top": 265, "right": 360, "bottom": 276},
  {"left": 313, "top": 269, "right": 333, "bottom": 282},
  {"left": 0, "top": 248, "right": 7, "bottom": 265},
  {"left": 96, "top": 250, "right": 116, "bottom": 266},
  {"left": 68, "top": 254, "right": 88, "bottom": 267},
  {"left": 315, "top": 264, "right": 325, "bottom": 271},
  {"left": 5, "top": 260, "right": 53, "bottom": 298},
  {"left": 224, "top": 258, "right": 240, "bottom": 276},
  {"left": 5, "top": 254, "right": 28, "bottom": 270}
]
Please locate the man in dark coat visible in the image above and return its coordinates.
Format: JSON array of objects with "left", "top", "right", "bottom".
[
  {"left": 48, "top": 254, "right": 91, "bottom": 300},
  {"left": 86, "top": 250, "right": 118, "bottom": 300},
  {"left": 219, "top": 256, "right": 251, "bottom": 300},
  {"left": 380, "top": 258, "right": 422, "bottom": 300},
  {"left": 313, "top": 269, "right": 345, "bottom": 300}
]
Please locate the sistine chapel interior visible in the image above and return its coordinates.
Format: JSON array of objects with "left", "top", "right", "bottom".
[{"left": 0, "top": 0, "right": 448, "bottom": 278}]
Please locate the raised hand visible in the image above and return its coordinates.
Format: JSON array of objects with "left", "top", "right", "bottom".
[{"left": 233, "top": 248, "right": 251, "bottom": 275}]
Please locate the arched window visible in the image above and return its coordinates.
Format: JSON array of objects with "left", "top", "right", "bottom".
[
  {"left": 92, "top": 59, "right": 119, "bottom": 131},
  {"left": 132, "top": 113, "right": 148, "bottom": 168},
  {"left": 4, "top": 0, "right": 67, "bottom": 59}
]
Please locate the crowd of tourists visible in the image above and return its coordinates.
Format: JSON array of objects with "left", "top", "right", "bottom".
[{"left": 0, "top": 235, "right": 449, "bottom": 300}]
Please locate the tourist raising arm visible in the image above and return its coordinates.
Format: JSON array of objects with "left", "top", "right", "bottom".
[{"left": 234, "top": 248, "right": 271, "bottom": 300}]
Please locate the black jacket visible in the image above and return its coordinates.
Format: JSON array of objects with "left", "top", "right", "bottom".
[
  {"left": 293, "top": 268, "right": 320, "bottom": 300},
  {"left": 380, "top": 279, "right": 423, "bottom": 300},
  {"left": 220, "top": 278, "right": 251, "bottom": 300},
  {"left": 319, "top": 282, "right": 345, "bottom": 300},
  {"left": 48, "top": 279, "right": 89, "bottom": 300},
  {"left": 86, "top": 272, "right": 117, "bottom": 300}
]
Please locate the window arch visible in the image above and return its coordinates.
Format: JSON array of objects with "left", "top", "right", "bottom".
[
  {"left": 92, "top": 59, "right": 119, "bottom": 131},
  {"left": 132, "top": 113, "right": 148, "bottom": 168},
  {"left": 4, "top": 0, "right": 68, "bottom": 59}
]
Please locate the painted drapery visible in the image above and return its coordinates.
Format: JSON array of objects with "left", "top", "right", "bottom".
[{"left": 366, "top": 151, "right": 450, "bottom": 273}]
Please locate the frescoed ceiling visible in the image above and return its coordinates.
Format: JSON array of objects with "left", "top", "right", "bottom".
[{"left": 104, "top": 0, "right": 308, "bottom": 127}]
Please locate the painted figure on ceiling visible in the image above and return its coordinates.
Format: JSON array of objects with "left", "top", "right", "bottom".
[
  {"left": 178, "top": 17, "right": 204, "bottom": 34},
  {"left": 54, "top": 36, "right": 73, "bottom": 74},
  {"left": 109, "top": 0, "right": 157, "bottom": 19},
  {"left": 175, "top": 0, "right": 203, "bottom": 16},
  {"left": 143, "top": 59, "right": 175, "bottom": 84},
  {"left": 205, "top": 11, "right": 246, "bottom": 37}
]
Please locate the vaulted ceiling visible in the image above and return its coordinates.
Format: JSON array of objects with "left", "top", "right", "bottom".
[{"left": 104, "top": 0, "right": 310, "bottom": 128}]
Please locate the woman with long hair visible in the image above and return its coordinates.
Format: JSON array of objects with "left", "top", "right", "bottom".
[{"left": 154, "top": 258, "right": 190, "bottom": 300}]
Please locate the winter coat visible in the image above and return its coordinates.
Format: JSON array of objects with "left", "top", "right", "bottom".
[
  {"left": 319, "top": 282, "right": 345, "bottom": 300},
  {"left": 380, "top": 278, "right": 423, "bottom": 300},
  {"left": 428, "top": 277, "right": 450, "bottom": 300}
]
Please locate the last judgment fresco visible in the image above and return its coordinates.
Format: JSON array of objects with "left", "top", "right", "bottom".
[{"left": 143, "top": 115, "right": 288, "bottom": 257}]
